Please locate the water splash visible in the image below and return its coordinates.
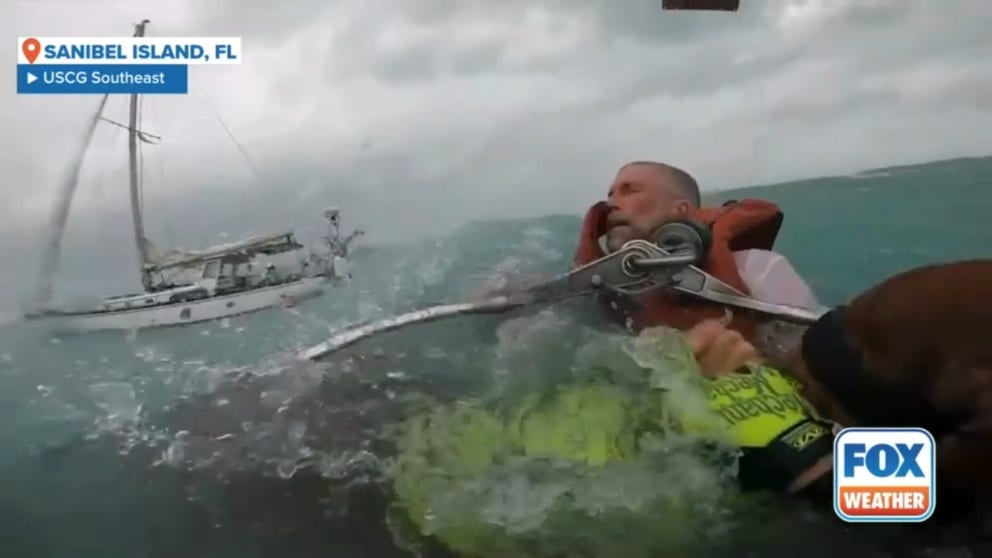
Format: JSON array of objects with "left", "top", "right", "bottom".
[
  {"left": 89, "top": 381, "right": 142, "bottom": 432},
  {"left": 383, "top": 324, "right": 752, "bottom": 558}
]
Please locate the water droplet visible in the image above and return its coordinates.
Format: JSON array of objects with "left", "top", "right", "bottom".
[
  {"left": 162, "top": 441, "right": 185, "bottom": 466},
  {"left": 288, "top": 421, "right": 306, "bottom": 441},
  {"left": 90, "top": 382, "right": 140, "bottom": 426},
  {"left": 277, "top": 461, "right": 298, "bottom": 479}
]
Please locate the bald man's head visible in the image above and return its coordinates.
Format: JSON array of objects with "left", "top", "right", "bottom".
[
  {"left": 604, "top": 161, "right": 702, "bottom": 251},
  {"left": 622, "top": 161, "right": 701, "bottom": 207}
]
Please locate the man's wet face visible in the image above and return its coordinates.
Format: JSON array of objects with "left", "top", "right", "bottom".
[{"left": 605, "top": 164, "right": 684, "bottom": 252}]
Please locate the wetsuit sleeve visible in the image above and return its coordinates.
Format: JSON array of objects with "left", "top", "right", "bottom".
[{"left": 736, "top": 420, "right": 834, "bottom": 493}]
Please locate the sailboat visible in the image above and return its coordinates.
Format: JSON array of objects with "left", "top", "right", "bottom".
[{"left": 26, "top": 20, "right": 364, "bottom": 332}]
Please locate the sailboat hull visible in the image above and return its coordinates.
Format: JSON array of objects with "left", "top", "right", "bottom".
[{"left": 34, "top": 277, "right": 327, "bottom": 332}]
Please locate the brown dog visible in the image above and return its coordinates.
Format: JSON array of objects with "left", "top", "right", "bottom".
[{"left": 782, "top": 259, "right": 992, "bottom": 516}]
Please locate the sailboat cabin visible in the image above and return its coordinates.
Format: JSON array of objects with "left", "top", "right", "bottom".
[{"left": 95, "top": 232, "right": 310, "bottom": 312}]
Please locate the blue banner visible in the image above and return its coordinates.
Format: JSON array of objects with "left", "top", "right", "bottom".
[{"left": 16, "top": 63, "right": 188, "bottom": 94}]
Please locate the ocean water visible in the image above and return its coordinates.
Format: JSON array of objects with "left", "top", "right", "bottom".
[{"left": 0, "top": 156, "right": 989, "bottom": 557}]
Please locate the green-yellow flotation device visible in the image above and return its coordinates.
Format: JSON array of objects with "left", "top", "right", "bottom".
[{"left": 385, "top": 327, "right": 834, "bottom": 558}]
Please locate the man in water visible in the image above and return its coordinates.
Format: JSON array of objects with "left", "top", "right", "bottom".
[
  {"left": 574, "top": 160, "right": 821, "bottom": 374},
  {"left": 567, "top": 161, "right": 844, "bottom": 497},
  {"left": 476, "top": 160, "right": 819, "bottom": 376},
  {"left": 600, "top": 161, "right": 820, "bottom": 313}
]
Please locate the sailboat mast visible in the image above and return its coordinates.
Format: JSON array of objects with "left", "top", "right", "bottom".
[{"left": 130, "top": 19, "right": 152, "bottom": 290}]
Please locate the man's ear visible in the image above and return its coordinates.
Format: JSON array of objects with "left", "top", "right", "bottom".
[{"left": 672, "top": 199, "right": 693, "bottom": 216}]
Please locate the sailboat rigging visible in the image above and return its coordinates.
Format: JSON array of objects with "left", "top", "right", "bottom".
[{"left": 28, "top": 19, "right": 364, "bottom": 332}]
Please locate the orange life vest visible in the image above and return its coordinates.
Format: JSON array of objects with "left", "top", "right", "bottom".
[{"left": 572, "top": 199, "right": 785, "bottom": 339}]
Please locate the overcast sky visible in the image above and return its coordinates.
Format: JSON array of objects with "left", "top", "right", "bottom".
[{"left": 2, "top": 0, "right": 991, "bottom": 306}]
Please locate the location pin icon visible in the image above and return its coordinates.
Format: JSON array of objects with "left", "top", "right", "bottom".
[{"left": 22, "top": 38, "right": 40, "bottom": 64}]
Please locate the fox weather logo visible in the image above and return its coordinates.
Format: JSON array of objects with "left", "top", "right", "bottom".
[{"left": 833, "top": 427, "right": 936, "bottom": 523}]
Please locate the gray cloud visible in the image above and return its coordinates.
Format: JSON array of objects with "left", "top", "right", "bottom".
[{"left": 2, "top": 0, "right": 991, "bottom": 311}]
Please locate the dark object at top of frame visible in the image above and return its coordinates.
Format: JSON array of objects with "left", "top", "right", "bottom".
[{"left": 663, "top": 0, "right": 740, "bottom": 11}]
